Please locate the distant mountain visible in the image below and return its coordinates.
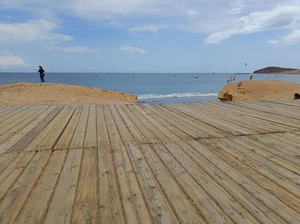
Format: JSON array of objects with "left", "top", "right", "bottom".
[{"left": 253, "top": 66, "right": 300, "bottom": 74}]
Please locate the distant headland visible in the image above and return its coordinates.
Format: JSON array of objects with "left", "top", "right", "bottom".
[{"left": 253, "top": 66, "right": 300, "bottom": 74}]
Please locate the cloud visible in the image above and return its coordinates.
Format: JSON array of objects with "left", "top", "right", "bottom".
[
  {"left": 128, "top": 24, "right": 161, "bottom": 33},
  {"left": 0, "top": 52, "right": 28, "bottom": 69},
  {"left": 127, "top": 24, "right": 165, "bottom": 37},
  {"left": 46, "top": 46, "right": 99, "bottom": 52},
  {"left": 0, "top": 19, "right": 73, "bottom": 44},
  {"left": 187, "top": 10, "right": 199, "bottom": 19},
  {"left": 205, "top": 5, "right": 300, "bottom": 44},
  {"left": 228, "top": 0, "right": 246, "bottom": 15},
  {"left": 268, "top": 29, "right": 300, "bottom": 46},
  {"left": 120, "top": 45, "right": 146, "bottom": 54}
]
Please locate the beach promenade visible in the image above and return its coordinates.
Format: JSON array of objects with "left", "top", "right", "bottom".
[{"left": 0, "top": 100, "right": 299, "bottom": 223}]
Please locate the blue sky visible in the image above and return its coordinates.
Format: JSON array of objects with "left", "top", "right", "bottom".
[{"left": 1, "top": 0, "right": 300, "bottom": 73}]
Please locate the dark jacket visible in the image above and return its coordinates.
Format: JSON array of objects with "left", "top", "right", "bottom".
[{"left": 38, "top": 68, "right": 45, "bottom": 76}]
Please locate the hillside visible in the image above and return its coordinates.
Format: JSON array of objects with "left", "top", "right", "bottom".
[{"left": 253, "top": 66, "right": 300, "bottom": 74}]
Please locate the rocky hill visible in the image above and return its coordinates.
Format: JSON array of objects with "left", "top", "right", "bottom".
[{"left": 254, "top": 66, "right": 300, "bottom": 74}]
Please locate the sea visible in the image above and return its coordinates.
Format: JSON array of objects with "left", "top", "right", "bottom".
[{"left": 1, "top": 72, "right": 300, "bottom": 104}]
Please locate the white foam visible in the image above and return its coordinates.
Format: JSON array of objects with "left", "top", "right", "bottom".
[{"left": 138, "top": 92, "right": 218, "bottom": 99}]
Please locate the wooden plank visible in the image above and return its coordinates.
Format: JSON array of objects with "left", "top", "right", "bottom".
[
  {"left": 0, "top": 153, "right": 18, "bottom": 173},
  {"left": 206, "top": 101, "right": 300, "bottom": 130},
  {"left": 119, "top": 105, "right": 160, "bottom": 144},
  {"left": 0, "top": 106, "right": 15, "bottom": 116},
  {"left": 104, "top": 105, "right": 151, "bottom": 223},
  {"left": 0, "top": 106, "right": 27, "bottom": 125},
  {"left": 173, "top": 140, "right": 284, "bottom": 223},
  {"left": 208, "top": 138, "right": 300, "bottom": 204},
  {"left": 33, "top": 105, "right": 76, "bottom": 151},
  {"left": 69, "top": 105, "right": 89, "bottom": 149},
  {"left": 0, "top": 106, "right": 40, "bottom": 134},
  {"left": 189, "top": 102, "right": 293, "bottom": 133},
  {"left": 0, "top": 151, "right": 51, "bottom": 224},
  {"left": 144, "top": 104, "right": 213, "bottom": 140},
  {"left": 114, "top": 105, "right": 149, "bottom": 144},
  {"left": 233, "top": 101, "right": 300, "bottom": 120},
  {"left": 167, "top": 103, "right": 262, "bottom": 136},
  {"left": 140, "top": 144, "right": 206, "bottom": 223},
  {"left": 160, "top": 142, "right": 239, "bottom": 223},
  {"left": 71, "top": 148, "right": 98, "bottom": 223},
  {"left": 14, "top": 150, "right": 67, "bottom": 224},
  {"left": 196, "top": 139, "right": 300, "bottom": 223},
  {"left": 4, "top": 106, "right": 60, "bottom": 153},
  {"left": 110, "top": 105, "right": 179, "bottom": 222},
  {"left": 22, "top": 106, "right": 75, "bottom": 152},
  {"left": 125, "top": 144, "right": 179, "bottom": 223},
  {"left": 0, "top": 106, "right": 49, "bottom": 144},
  {"left": 1, "top": 106, "right": 58, "bottom": 154},
  {"left": 129, "top": 104, "right": 185, "bottom": 142},
  {"left": 245, "top": 135, "right": 300, "bottom": 166},
  {"left": 266, "top": 133, "right": 300, "bottom": 155},
  {"left": 53, "top": 106, "right": 83, "bottom": 150},
  {"left": 0, "top": 152, "right": 35, "bottom": 200},
  {"left": 44, "top": 149, "right": 82, "bottom": 224},
  {"left": 97, "top": 105, "right": 125, "bottom": 224},
  {"left": 84, "top": 105, "right": 97, "bottom": 148},
  {"left": 252, "top": 134, "right": 300, "bottom": 156},
  {"left": 231, "top": 136, "right": 300, "bottom": 177},
  {"left": 137, "top": 104, "right": 193, "bottom": 141},
  {"left": 156, "top": 142, "right": 260, "bottom": 223},
  {"left": 150, "top": 104, "right": 231, "bottom": 138},
  {"left": 109, "top": 105, "right": 136, "bottom": 144}
]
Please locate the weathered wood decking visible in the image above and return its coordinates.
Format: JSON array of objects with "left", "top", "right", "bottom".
[{"left": 0, "top": 100, "right": 299, "bottom": 223}]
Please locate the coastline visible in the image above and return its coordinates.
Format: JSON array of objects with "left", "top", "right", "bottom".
[{"left": 1, "top": 79, "right": 300, "bottom": 106}]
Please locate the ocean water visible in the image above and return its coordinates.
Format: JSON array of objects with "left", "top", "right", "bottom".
[{"left": 1, "top": 72, "right": 300, "bottom": 104}]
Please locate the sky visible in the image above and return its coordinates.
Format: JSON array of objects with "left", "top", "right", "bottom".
[{"left": 1, "top": 0, "right": 300, "bottom": 73}]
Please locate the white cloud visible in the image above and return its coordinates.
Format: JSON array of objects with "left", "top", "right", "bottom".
[
  {"left": 120, "top": 45, "right": 146, "bottom": 54},
  {"left": 205, "top": 5, "right": 300, "bottom": 44},
  {"left": 127, "top": 24, "right": 166, "bottom": 37},
  {"left": 0, "top": 19, "right": 73, "bottom": 44},
  {"left": 187, "top": 10, "right": 199, "bottom": 18},
  {"left": 46, "top": 46, "right": 99, "bottom": 52},
  {"left": 128, "top": 24, "right": 161, "bottom": 33},
  {"left": 228, "top": 0, "right": 246, "bottom": 15},
  {"left": 0, "top": 52, "right": 28, "bottom": 69},
  {"left": 268, "top": 29, "right": 300, "bottom": 46},
  {"left": 2, "top": 1, "right": 300, "bottom": 47}
]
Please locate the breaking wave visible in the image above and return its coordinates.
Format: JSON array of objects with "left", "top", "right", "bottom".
[{"left": 138, "top": 92, "right": 218, "bottom": 100}]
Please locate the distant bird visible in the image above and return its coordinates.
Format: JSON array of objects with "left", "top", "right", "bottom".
[{"left": 245, "top": 63, "right": 247, "bottom": 66}]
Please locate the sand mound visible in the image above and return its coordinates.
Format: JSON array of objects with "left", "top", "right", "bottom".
[
  {"left": 0, "top": 82, "right": 137, "bottom": 106},
  {"left": 218, "top": 80, "right": 300, "bottom": 101}
]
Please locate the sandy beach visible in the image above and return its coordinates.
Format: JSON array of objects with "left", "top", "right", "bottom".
[
  {"left": 0, "top": 82, "right": 137, "bottom": 106},
  {"left": 218, "top": 80, "right": 300, "bottom": 101}
]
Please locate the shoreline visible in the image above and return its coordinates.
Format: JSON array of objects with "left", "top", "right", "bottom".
[{"left": 1, "top": 80, "right": 300, "bottom": 106}]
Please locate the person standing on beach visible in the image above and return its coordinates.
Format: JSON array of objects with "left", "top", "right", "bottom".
[{"left": 38, "top": 65, "right": 45, "bottom": 83}]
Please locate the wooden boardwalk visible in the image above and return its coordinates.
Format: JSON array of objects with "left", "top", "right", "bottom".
[{"left": 0, "top": 100, "right": 299, "bottom": 223}]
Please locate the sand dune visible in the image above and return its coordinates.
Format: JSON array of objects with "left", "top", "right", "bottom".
[
  {"left": 0, "top": 82, "right": 137, "bottom": 106},
  {"left": 218, "top": 80, "right": 300, "bottom": 101}
]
